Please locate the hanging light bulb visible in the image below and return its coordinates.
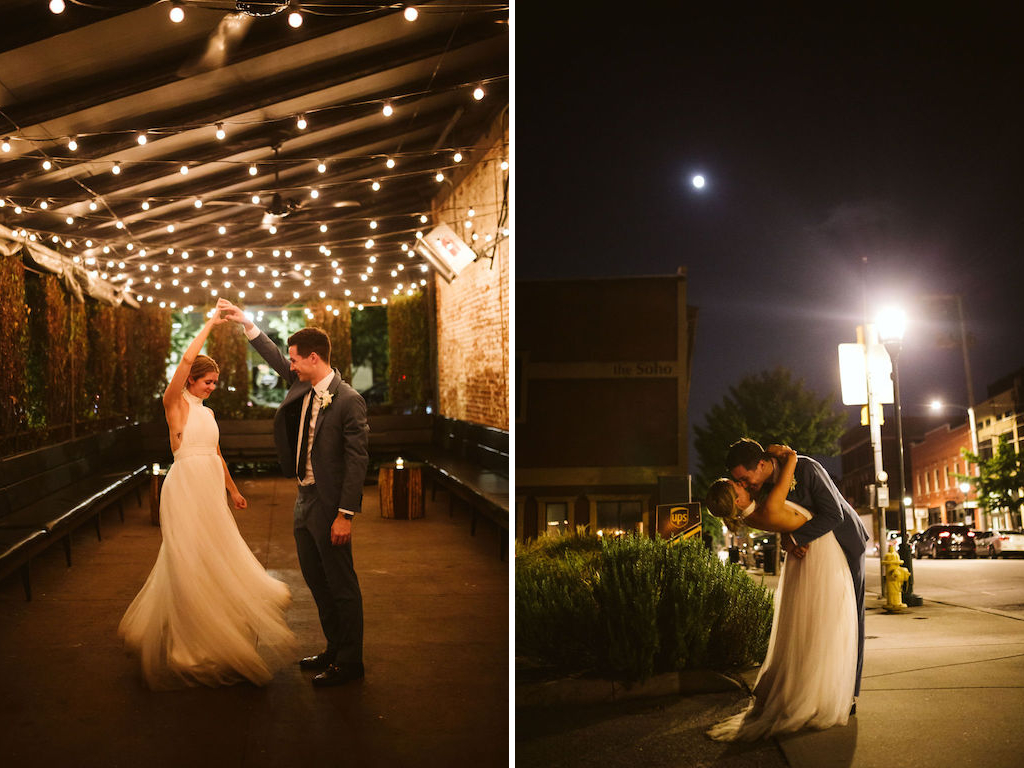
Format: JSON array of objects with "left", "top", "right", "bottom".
[
  {"left": 39, "top": 200, "right": 49, "bottom": 209},
  {"left": 49, "top": 0, "right": 66, "bottom": 14},
  {"left": 385, "top": 157, "right": 396, "bottom": 169},
  {"left": 193, "top": 198, "right": 203, "bottom": 208},
  {"left": 215, "top": 123, "right": 226, "bottom": 140},
  {"left": 296, "top": 114, "right": 308, "bottom": 130},
  {"left": 0, "top": 138, "right": 9, "bottom": 152},
  {"left": 317, "top": 160, "right": 327, "bottom": 174},
  {"left": 501, "top": 159, "right": 509, "bottom": 171},
  {"left": 268, "top": 225, "right": 277, "bottom": 234},
  {"left": 180, "top": 164, "right": 189, "bottom": 175},
  {"left": 67, "top": 137, "right": 78, "bottom": 152},
  {"left": 419, "top": 214, "right": 428, "bottom": 224},
  {"left": 251, "top": 194, "right": 261, "bottom": 205},
  {"left": 382, "top": 103, "right": 394, "bottom": 117},
  {"left": 249, "top": 164, "right": 258, "bottom": 176},
  {"left": 435, "top": 172, "right": 444, "bottom": 182},
  {"left": 89, "top": 201, "right": 98, "bottom": 211},
  {"left": 65, "top": 216, "right": 74, "bottom": 225},
  {"left": 319, "top": 224, "right": 328, "bottom": 233},
  {"left": 218, "top": 225, "right": 227, "bottom": 235},
  {"left": 169, "top": 4, "right": 185, "bottom": 23},
  {"left": 141, "top": 201, "right": 150, "bottom": 210},
  {"left": 371, "top": 181, "right": 381, "bottom": 191},
  {"left": 288, "top": 8, "right": 303, "bottom": 28},
  {"left": 309, "top": 189, "right": 319, "bottom": 199},
  {"left": 136, "top": 132, "right": 147, "bottom": 145},
  {"left": 111, "top": 161, "right": 121, "bottom": 175},
  {"left": 369, "top": 220, "right": 378, "bottom": 230},
  {"left": 166, "top": 224, "right": 175, "bottom": 233},
  {"left": 473, "top": 86, "right": 485, "bottom": 101},
  {"left": 42, "top": 159, "right": 52, "bottom": 170},
  {"left": 453, "top": 152, "right": 463, "bottom": 163},
  {"left": 403, "top": 6, "right": 418, "bottom": 21}
]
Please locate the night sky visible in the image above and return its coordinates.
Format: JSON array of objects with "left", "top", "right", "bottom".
[{"left": 515, "top": 5, "right": 1023, "bottom": 459}]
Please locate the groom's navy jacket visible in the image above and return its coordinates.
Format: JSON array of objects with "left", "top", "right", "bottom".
[
  {"left": 250, "top": 330, "right": 369, "bottom": 520},
  {"left": 787, "top": 456, "right": 869, "bottom": 556}
]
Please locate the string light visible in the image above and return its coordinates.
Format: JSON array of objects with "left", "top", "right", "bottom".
[
  {"left": 296, "top": 114, "right": 308, "bottom": 130},
  {"left": 288, "top": 9, "right": 303, "bottom": 28},
  {"left": 385, "top": 157, "right": 396, "bottom": 169},
  {"left": 251, "top": 194, "right": 261, "bottom": 204},
  {"left": 382, "top": 103, "right": 394, "bottom": 117},
  {"left": 435, "top": 172, "right": 444, "bottom": 182},
  {"left": 473, "top": 86, "right": 485, "bottom": 100},
  {"left": 67, "top": 137, "right": 78, "bottom": 152},
  {"left": 215, "top": 123, "right": 226, "bottom": 140},
  {"left": 1, "top": 138, "right": 9, "bottom": 153},
  {"left": 141, "top": 201, "right": 150, "bottom": 210},
  {"left": 49, "top": 0, "right": 65, "bottom": 14},
  {"left": 180, "top": 164, "right": 189, "bottom": 175},
  {"left": 453, "top": 152, "right": 462, "bottom": 163},
  {"left": 317, "top": 161, "right": 327, "bottom": 174},
  {"left": 249, "top": 164, "right": 258, "bottom": 176},
  {"left": 371, "top": 181, "right": 381, "bottom": 191},
  {"left": 42, "top": 159, "right": 52, "bottom": 170},
  {"left": 169, "top": 4, "right": 184, "bottom": 23},
  {"left": 111, "top": 161, "right": 121, "bottom": 175},
  {"left": 136, "top": 133, "right": 147, "bottom": 145}
]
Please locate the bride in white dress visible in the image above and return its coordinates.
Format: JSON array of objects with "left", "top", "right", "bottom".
[
  {"left": 118, "top": 313, "right": 296, "bottom": 690},
  {"left": 704, "top": 445, "right": 857, "bottom": 740}
]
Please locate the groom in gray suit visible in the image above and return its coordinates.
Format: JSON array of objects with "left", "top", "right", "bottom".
[
  {"left": 727, "top": 438, "right": 869, "bottom": 710},
  {"left": 218, "top": 299, "right": 369, "bottom": 687}
]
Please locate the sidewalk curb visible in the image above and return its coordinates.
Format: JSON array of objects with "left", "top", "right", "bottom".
[{"left": 515, "top": 668, "right": 746, "bottom": 708}]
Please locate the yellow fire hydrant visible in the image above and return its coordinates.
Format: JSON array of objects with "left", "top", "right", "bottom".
[{"left": 882, "top": 544, "right": 910, "bottom": 613}]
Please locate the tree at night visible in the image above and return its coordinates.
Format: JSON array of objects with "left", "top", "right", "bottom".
[{"left": 958, "top": 435, "right": 1024, "bottom": 519}]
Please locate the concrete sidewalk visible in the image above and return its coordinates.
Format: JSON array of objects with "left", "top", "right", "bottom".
[
  {"left": 0, "top": 473, "right": 509, "bottom": 768},
  {"left": 516, "top": 564, "right": 1024, "bottom": 768}
]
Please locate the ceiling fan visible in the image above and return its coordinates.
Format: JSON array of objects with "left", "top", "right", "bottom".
[{"left": 176, "top": 2, "right": 289, "bottom": 77}]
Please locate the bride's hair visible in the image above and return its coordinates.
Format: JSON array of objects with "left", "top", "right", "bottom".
[
  {"left": 188, "top": 354, "right": 219, "bottom": 382},
  {"left": 704, "top": 478, "right": 745, "bottom": 534}
]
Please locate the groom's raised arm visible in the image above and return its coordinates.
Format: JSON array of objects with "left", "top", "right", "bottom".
[
  {"left": 218, "top": 299, "right": 293, "bottom": 383},
  {"left": 789, "top": 457, "right": 846, "bottom": 548}
]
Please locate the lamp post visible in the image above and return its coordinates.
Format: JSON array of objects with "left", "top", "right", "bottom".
[{"left": 877, "top": 308, "right": 923, "bottom": 607}]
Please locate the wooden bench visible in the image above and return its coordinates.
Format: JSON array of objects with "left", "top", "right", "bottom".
[
  {"left": 0, "top": 426, "right": 149, "bottom": 600},
  {"left": 413, "top": 416, "right": 509, "bottom": 558}
]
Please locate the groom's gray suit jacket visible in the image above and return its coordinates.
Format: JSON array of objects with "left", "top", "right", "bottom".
[
  {"left": 249, "top": 330, "right": 369, "bottom": 523},
  {"left": 786, "top": 454, "right": 869, "bottom": 696}
]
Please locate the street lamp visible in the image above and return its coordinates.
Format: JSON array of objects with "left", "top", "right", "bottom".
[{"left": 877, "top": 307, "right": 924, "bottom": 607}]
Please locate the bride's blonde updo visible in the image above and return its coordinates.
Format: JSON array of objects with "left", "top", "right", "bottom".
[
  {"left": 188, "top": 354, "right": 219, "bottom": 382},
  {"left": 704, "top": 478, "right": 745, "bottom": 534}
]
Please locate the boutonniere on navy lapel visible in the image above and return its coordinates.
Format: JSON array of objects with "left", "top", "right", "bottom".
[{"left": 319, "top": 391, "right": 333, "bottom": 410}]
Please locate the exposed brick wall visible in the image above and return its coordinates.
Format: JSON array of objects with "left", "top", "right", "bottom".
[{"left": 433, "top": 121, "right": 509, "bottom": 430}]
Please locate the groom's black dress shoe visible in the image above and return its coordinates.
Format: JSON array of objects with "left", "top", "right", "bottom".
[
  {"left": 299, "top": 651, "right": 335, "bottom": 671},
  {"left": 850, "top": 703, "right": 857, "bottom": 716},
  {"left": 312, "top": 662, "right": 364, "bottom": 687}
]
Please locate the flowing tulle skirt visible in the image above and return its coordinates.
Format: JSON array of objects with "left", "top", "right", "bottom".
[
  {"left": 708, "top": 532, "right": 858, "bottom": 740},
  {"left": 118, "top": 454, "right": 296, "bottom": 690}
]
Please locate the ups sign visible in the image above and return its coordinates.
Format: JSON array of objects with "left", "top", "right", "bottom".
[{"left": 656, "top": 502, "right": 702, "bottom": 541}]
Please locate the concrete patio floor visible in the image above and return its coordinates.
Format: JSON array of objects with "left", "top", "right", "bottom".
[{"left": 0, "top": 473, "right": 509, "bottom": 768}]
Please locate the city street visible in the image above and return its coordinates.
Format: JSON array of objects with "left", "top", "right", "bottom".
[{"left": 866, "top": 554, "right": 1024, "bottom": 618}]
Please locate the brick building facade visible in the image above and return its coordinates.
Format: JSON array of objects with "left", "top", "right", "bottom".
[
  {"left": 431, "top": 118, "right": 509, "bottom": 431},
  {"left": 909, "top": 421, "right": 977, "bottom": 528}
]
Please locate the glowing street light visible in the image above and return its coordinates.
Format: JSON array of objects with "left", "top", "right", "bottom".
[{"left": 691, "top": 173, "right": 706, "bottom": 190}]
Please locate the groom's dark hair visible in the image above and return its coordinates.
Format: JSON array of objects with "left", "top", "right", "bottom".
[
  {"left": 726, "top": 438, "right": 766, "bottom": 471},
  {"left": 288, "top": 327, "right": 331, "bottom": 363}
]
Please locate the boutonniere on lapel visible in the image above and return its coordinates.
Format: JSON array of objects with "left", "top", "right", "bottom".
[{"left": 319, "top": 391, "right": 333, "bottom": 410}]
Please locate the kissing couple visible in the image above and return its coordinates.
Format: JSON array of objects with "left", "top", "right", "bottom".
[{"left": 704, "top": 438, "right": 869, "bottom": 740}]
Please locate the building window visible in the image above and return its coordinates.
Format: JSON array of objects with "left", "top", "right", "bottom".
[
  {"left": 596, "top": 500, "right": 643, "bottom": 535},
  {"left": 933, "top": 469, "right": 940, "bottom": 491},
  {"left": 943, "top": 465, "right": 949, "bottom": 490},
  {"left": 927, "top": 507, "right": 942, "bottom": 525},
  {"left": 924, "top": 473, "right": 930, "bottom": 494},
  {"left": 544, "top": 502, "right": 569, "bottom": 537}
]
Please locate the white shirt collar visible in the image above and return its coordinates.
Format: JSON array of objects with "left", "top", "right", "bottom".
[{"left": 312, "top": 370, "right": 335, "bottom": 395}]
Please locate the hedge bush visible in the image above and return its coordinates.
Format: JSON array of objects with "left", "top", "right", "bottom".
[{"left": 516, "top": 532, "right": 774, "bottom": 685}]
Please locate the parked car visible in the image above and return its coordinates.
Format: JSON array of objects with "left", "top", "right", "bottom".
[
  {"left": 974, "top": 530, "right": 1002, "bottom": 558},
  {"left": 908, "top": 532, "right": 924, "bottom": 558},
  {"left": 993, "top": 530, "right": 1024, "bottom": 558},
  {"left": 915, "top": 524, "right": 976, "bottom": 559}
]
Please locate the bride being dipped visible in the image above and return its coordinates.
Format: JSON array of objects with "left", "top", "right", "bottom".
[
  {"left": 703, "top": 444, "right": 858, "bottom": 741},
  {"left": 118, "top": 311, "right": 296, "bottom": 690}
]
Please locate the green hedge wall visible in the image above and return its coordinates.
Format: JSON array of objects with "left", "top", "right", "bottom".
[{"left": 387, "top": 293, "right": 431, "bottom": 409}]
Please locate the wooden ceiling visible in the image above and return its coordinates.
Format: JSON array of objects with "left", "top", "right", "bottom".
[{"left": 0, "top": 0, "right": 509, "bottom": 310}]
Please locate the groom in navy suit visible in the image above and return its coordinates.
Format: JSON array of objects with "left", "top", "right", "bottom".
[
  {"left": 218, "top": 298, "right": 369, "bottom": 687},
  {"left": 727, "top": 438, "right": 869, "bottom": 709}
]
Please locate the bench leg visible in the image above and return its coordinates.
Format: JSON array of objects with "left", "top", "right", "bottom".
[
  {"left": 62, "top": 535, "right": 72, "bottom": 567},
  {"left": 21, "top": 562, "right": 32, "bottom": 601}
]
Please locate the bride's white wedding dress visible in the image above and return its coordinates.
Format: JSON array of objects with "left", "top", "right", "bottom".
[
  {"left": 707, "top": 501, "right": 857, "bottom": 741},
  {"left": 118, "top": 390, "right": 296, "bottom": 690}
]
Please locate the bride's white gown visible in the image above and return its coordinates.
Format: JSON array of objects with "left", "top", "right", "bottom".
[
  {"left": 708, "top": 501, "right": 857, "bottom": 740},
  {"left": 118, "top": 391, "right": 296, "bottom": 690}
]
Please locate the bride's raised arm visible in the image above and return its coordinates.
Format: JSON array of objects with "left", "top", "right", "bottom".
[
  {"left": 162, "top": 313, "right": 222, "bottom": 411},
  {"left": 746, "top": 446, "right": 806, "bottom": 532}
]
